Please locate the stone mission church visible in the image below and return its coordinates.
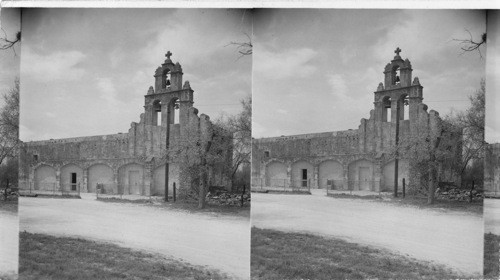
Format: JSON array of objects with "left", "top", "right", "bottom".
[
  {"left": 252, "top": 49, "right": 462, "bottom": 192},
  {"left": 19, "top": 52, "right": 231, "bottom": 196}
]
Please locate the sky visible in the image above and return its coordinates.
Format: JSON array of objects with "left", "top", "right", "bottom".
[
  {"left": 0, "top": 8, "right": 21, "bottom": 97},
  {"left": 19, "top": 8, "right": 252, "bottom": 141},
  {"left": 252, "top": 9, "right": 486, "bottom": 138},
  {"left": 485, "top": 10, "right": 500, "bottom": 143}
]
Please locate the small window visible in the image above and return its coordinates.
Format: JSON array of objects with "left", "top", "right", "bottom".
[
  {"left": 33, "top": 154, "right": 38, "bottom": 161},
  {"left": 264, "top": 151, "right": 270, "bottom": 157}
]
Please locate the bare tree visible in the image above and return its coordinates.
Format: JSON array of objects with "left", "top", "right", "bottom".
[
  {"left": 216, "top": 95, "right": 251, "bottom": 188},
  {"left": 0, "top": 78, "right": 19, "bottom": 166},
  {"left": 445, "top": 80, "right": 485, "bottom": 186},
  {"left": 226, "top": 32, "right": 253, "bottom": 60},
  {"left": 0, "top": 29, "right": 20, "bottom": 54},
  {"left": 453, "top": 29, "right": 486, "bottom": 58},
  {"left": 166, "top": 115, "right": 232, "bottom": 209}
]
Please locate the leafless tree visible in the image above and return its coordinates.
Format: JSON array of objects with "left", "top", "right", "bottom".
[
  {"left": 0, "top": 78, "right": 19, "bottom": 166},
  {"left": 0, "top": 29, "right": 20, "bottom": 55},
  {"left": 453, "top": 29, "right": 486, "bottom": 58},
  {"left": 226, "top": 32, "right": 253, "bottom": 60},
  {"left": 215, "top": 95, "right": 251, "bottom": 188},
  {"left": 445, "top": 80, "right": 485, "bottom": 185}
]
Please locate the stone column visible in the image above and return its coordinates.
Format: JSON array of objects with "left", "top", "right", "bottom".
[
  {"left": 286, "top": 163, "right": 292, "bottom": 188},
  {"left": 82, "top": 169, "right": 88, "bottom": 193},
  {"left": 373, "top": 162, "right": 382, "bottom": 192},
  {"left": 143, "top": 164, "right": 152, "bottom": 197},
  {"left": 56, "top": 168, "right": 61, "bottom": 192},
  {"left": 113, "top": 169, "right": 119, "bottom": 194},
  {"left": 343, "top": 163, "right": 349, "bottom": 191},
  {"left": 29, "top": 168, "right": 35, "bottom": 191},
  {"left": 313, "top": 165, "right": 319, "bottom": 189}
]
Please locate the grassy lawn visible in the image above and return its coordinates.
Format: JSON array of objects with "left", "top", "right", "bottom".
[
  {"left": 484, "top": 233, "right": 500, "bottom": 278},
  {"left": 251, "top": 227, "right": 471, "bottom": 280},
  {"left": 97, "top": 197, "right": 250, "bottom": 218},
  {"left": 0, "top": 198, "right": 18, "bottom": 213},
  {"left": 327, "top": 193, "right": 482, "bottom": 215},
  {"left": 20, "top": 232, "right": 230, "bottom": 280}
]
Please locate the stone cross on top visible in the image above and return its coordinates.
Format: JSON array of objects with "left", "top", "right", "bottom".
[
  {"left": 394, "top": 47, "right": 402, "bottom": 56},
  {"left": 165, "top": 51, "right": 173, "bottom": 59}
]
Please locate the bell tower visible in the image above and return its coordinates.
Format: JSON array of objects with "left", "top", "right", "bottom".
[
  {"left": 373, "top": 48, "right": 423, "bottom": 123},
  {"left": 144, "top": 51, "right": 194, "bottom": 129}
]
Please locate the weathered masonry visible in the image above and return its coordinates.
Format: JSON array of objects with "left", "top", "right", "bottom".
[
  {"left": 252, "top": 49, "right": 461, "bottom": 192},
  {"left": 485, "top": 143, "right": 500, "bottom": 196},
  {"left": 19, "top": 52, "right": 231, "bottom": 196}
]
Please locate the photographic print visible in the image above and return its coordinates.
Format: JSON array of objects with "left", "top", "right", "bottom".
[
  {"left": 483, "top": 10, "right": 500, "bottom": 279},
  {"left": 251, "top": 9, "right": 486, "bottom": 279},
  {"left": 0, "top": 7, "right": 20, "bottom": 280},
  {"left": 17, "top": 8, "right": 251, "bottom": 280}
]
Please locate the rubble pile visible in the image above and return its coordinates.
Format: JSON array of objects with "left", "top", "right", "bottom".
[
  {"left": 435, "top": 187, "right": 483, "bottom": 202},
  {"left": 206, "top": 191, "right": 251, "bottom": 206}
]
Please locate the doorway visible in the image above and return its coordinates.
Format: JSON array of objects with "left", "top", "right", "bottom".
[
  {"left": 128, "top": 171, "right": 141, "bottom": 195},
  {"left": 359, "top": 167, "right": 370, "bottom": 191},
  {"left": 70, "top": 172, "right": 77, "bottom": 191},
  {"left": 302, "top": 169, "right": 308, "bottom": 187}
]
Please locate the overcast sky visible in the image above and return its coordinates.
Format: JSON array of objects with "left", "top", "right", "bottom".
[
  {"left": 486, "top": 10, "right": 500, "bottom": 143},
  {"left": 0, "top": 8, "right": 21, "bottom": 97},
  {"left": 19, "top": 8, "right": 252, "bottom": 141},
  {"left": 252, "top": 9, "right": 486, "bottom": 138}
]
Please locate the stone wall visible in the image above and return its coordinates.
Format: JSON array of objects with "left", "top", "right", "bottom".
[
  {"left": 19, "top": 53, "right": 232, "bottom": 196},
  {"left": 252, "top": 51, "right": 462, "bottom": 192}
]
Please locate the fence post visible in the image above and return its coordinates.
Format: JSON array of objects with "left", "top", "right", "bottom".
[
  {"left": 470, "top": 180, "right": 474, "bottom": 203},
  {"left": 173, "top": 182, "right": 176, "bottom": 202},
  {"left": 241, "top": 184, "right": 246, "bottom": 207},
  {"left": 402, "top": 178, "right": 406, "bottom": 198}
]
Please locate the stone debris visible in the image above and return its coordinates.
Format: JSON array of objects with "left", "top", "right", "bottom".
[
  {"left": 435, "top": 187, "right": 483, "bottom": 202},
  {"left": 206, "top": 191, "right": 250, "bottom": 206}
]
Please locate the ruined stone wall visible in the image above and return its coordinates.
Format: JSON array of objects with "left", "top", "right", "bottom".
[
  {"left": 252, "top": 52, "right": 462, "bottom": 193},
  {"left": 19, "top": 53, "right": 233, "bottom": 196}
]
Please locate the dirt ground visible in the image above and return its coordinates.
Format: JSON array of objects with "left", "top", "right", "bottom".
[
  {"left": 0, "top": 210, "right": 18, "bottom": 277},
  {"left": 20, "top": 197, "right": 250, "bottom": 279},
  {"left": 251, "top": 192, "right": 483, "bottom": 276},
  {"left": 485, "top": 198, "right": 500, "bottom": 235}
]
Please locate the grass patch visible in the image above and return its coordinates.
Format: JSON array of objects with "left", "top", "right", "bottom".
[
  {"left": 97, "top": 197, "right": 250, "bottom": 218},
  {"left": 327, "top": 193, "right": 482, "bottom": 215},
  {"left": 251, "top": 227, "right": 472, "bottom": 280},
  {"left": 20, "top": 231, "right": 230, "bottom": 280},
  {"left": 0, "top": 198, "right": 18, "bottom": 213},
  {"left": 484, "top": 233, "right": 500, "bottom": 278}
]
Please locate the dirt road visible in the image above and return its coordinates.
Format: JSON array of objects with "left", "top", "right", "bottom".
[
  {"left": 252, "top": 193, "right": 483, "bottom": 276},
  {"left": 0, "top": 210, "right": 18, "bottom": 277},
  {"left": 20, "top": 197, "right": 250, "bottom": 279},
  {"left": 485, "top": 198, "right": 500, "bottom": 235}
]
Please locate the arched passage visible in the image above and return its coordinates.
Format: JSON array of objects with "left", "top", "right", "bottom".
[
  {"left": 118, "top": 163, "right": 144, "bottom": 195},
  {"left": 88, "top": 164, "right": 114, "bottom": 193},
  {"left": 265, "top": 161, "right": 287, "bottom": 188},
  {"left": 348, "top": 159, "right": 374, "bottom": 191},
  {"left": 382, "top": 159, "right": 410, "bottom": 192},
  {"left": 60, "top": 164, "right": 83, "bottom": 192},
  {"left": 382, "top": 96, "right": 392, "bottom": 122},
  {"left": 152, "top": 164, "right": 179, "bottom": 196},
  {"left": 34, "top": 165, "right": 56, "bottom": 191},
  {"left": 291, "top": 160, "right": 314, "bottom": 188},
  {"left": 318, "top": 160, "right": 343, "bottom": 189}
]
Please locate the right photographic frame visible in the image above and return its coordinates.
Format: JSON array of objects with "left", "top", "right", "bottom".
[
  {"left": 484, "top": 9, "right": 500, "bottom": 279},
  {"left": 251, "top": 9, "right": 488, "bottom": 279}
]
